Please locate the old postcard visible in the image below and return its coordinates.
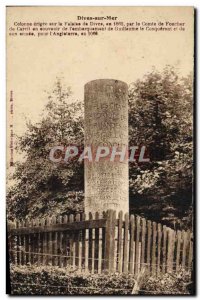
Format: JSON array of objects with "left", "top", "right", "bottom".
[{"left": 6, "top": 6, "right": 194, "bottom": 295}]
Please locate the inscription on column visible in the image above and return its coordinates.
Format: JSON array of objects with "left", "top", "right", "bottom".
[{"left": 84, "top": 79, "right": 129, "bottom": 215}]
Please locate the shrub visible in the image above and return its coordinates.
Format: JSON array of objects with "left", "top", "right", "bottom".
[
  {"left": 9, "top": 265, "right": 135, "bottom": 295},
  {"left": 141, "top": 269, "right": 193, "bottom": 295}
]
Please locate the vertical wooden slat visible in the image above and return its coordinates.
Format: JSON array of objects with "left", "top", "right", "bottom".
[
  {"left": 167, "top": 229, "right": 171, "bottom": 272},
  {"left": 32, "top": 219, "right": 36, "bottom": 265},
  {"left": 84, "top": 213, "right": 89, "bottom": 272},
  {"left": 33, "top": 219, "right": 38, "bottom": 265},
  {"left": 51, "top": 216, "right": 57, "bottom": 266},
  {"left": 104, "top": 210, "right": 111, "bottom": 271},
  {"left": 171, "top": 230, "right": 176, "bottom": 271},
  {"left": 47, "top": 217, "right": 52, "bottom": 266},
  {"left": 176, "top": 230, "right": 181, "bottom": 272},
  {"left": 20, "top": 220, "right": 25, "bottom": 266},
  {"left": 79, "top": 233, "right": 82, "bottom": 272},
  {"left": 21, "top": 220, "right": 26, "bottom": 265},
  {"left": 114, "top": 218, "right": 118, "bottom": 273},
  {"left": 24, "top": 219, "right": 30, "bottom": 265},
  {"left": 167, "top": 228, "right": 175, "bottom": 272},
  {"left": 186, "top": 230, "right": 191, "bottom": 270},
  {"left": 30, "top": 219, "right": 34, "bottom": 265},
  {"left": 162, "top": 225, "right": 167, "bottom": 273},
  {"left": 110, "top": 210, "right": 116, "bottom": 272},
  {"left": 101, "top": 211, "right": 106, "bottom": 272},
  {"left": 41, "top": 218, "right": 47, "bottom": 265},
  {"left": 81, "top": 213, "right": 86, "bottom": 271},
  {"left": 88, "top": 212, "right": 93, "bottom": 272},
  {"left": 181, "top": 230, "right": 187, "bottom": 269},
  {"left": 75, "top": 214, "right": 81, "bottom": 269},
  {"left": 63, "top": 215, "right": 68, "bottom": 267},
  {"left": 181, "top": 230, "right": 186, "bottom": 268},
  {"left": 104, "top": 210, "right": 116, "bottom": 273},
  {"left": 23, "top": 220, "right": 28, "bottom": 265},
  {"left": 188, "top": 233, "right": 193, "bottom": 271},
  {"left": 38, "top": 219, "right": 43, "bottom": 265},
  {"left": 40, "top": 219, "right": 44, "bottom": 265},
  {"left": 123, "top": 212, "right": 129, "bottom": 273},
  {"left": 152, "top": 222, "right": 157, "bottom": 275},
  {"left": 147, "top": 220, "right": 152, "bottom": 274},
  {"left": 92, "top": 218, "right": 95, "bottom": 274},
  {"left": 117, "top": 211, "right": 123, "bottom": 273},
  {"left": 129, "top": 214, "right": 135, "bottom": 274},
  {"left": 135, "top": 216, "right": 141, "bottom": 275},
  {"left": 69, "top": 214, "right": 75, "bottom": 268},
  {"left": 57, "top": 216, "right": 63, "bottom": 268},
  {"left": 157, "top": 223, "right": 162, "bottom": 275},
  {"left": 141, "top": 218, "right": 146, "bottom": 270},
  {"left": 98, "top": 225, "right": 102, "bottom": 274},
  {"left": 39, "top": 219, "right": 43, "bottom": 265},
  {"left": 182, "top": 230, "right": 190, "bottom": 269},
  {"left": 94, "top": 212, "right": 99, "bottom": 273},
  {"left": 36, "top": 219, "right": 41, "bottom": 266}
]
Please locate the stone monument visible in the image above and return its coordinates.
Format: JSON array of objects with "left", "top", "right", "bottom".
[{"left": 84, "top": 79, "right": 129, "bottom": 215}]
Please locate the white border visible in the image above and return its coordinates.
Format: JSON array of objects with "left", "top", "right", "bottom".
[{"left": 0, "top": 0, "right": 199, "bottom": 299}]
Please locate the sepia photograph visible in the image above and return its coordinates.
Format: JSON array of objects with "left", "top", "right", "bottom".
[{"left": 6, "top": 6, "right": 195, "bottom": 295}]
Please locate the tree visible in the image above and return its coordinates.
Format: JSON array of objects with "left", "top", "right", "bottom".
[
  {"left": 128, "top": 66, "right": 193, "bottom": 229},
  {"left": 7, "top": 67, "right": 193, "bottom": 230},
  {"left": 7, "top": 79, "right": 84, "bottom": 220}
]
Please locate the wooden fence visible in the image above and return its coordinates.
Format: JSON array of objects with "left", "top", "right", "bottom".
[{"left": 8, "top": 210, "right": 193, "bottom": 275}]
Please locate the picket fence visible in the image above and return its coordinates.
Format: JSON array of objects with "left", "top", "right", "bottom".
[{"left": 8, "top": 210, "right": 193, "bottom": 275}]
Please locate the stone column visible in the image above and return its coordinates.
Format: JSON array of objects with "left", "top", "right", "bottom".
[{"left": 84, "top": 79, "right": 129, "bottom": 215}]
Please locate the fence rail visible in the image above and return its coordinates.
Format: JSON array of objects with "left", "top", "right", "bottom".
[{"left": 8, "top": 210, "right": 193, "bottom": 275}]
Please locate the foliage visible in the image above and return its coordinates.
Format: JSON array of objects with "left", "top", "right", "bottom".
[
  {"left": 128, "top": 66, "right": 193, "bottom": 229},
  {"left": 9, "top": 265, "right": 194, "bottom": 295},
  {"left": 7, "top": 66, "right": 193, "bottom": 229},
  {"left": 7, "top": 79, "right": 84, "bottom": 220},
  {"left": 10, "top": 265, "right": 135, "bottom": 295},
  {"left": 141, "top": 269, "right": 193, "bottom": 295}
]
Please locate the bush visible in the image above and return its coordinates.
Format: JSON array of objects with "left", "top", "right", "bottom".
[
  {"left": 9, "top": 265, "right": 193, "bottom": 295},
  {"left": 141, "top": 269, "right": 193, "bottom": 295},
  {"left": 9, "top": 265, "right": 136, "bottom": 295}
]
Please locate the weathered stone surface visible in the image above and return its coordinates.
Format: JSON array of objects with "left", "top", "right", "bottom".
[{"left": 84, "top": 79, "right": 129, "bottom": 215}]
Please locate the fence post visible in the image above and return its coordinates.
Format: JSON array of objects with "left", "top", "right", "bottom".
[
  {"left": 188, "top": 232, "right": 193, "bottom": 272},
  {"left": 25, "top": 218, "right": 30, "bottom": 265},
  {"left": 176, "top": 230, "right": 181, "bottom": 272},
  {"left": 123, "top": 212, "right": 129, "bottom": 273},
  {"left": 117, "top": 211, "right": 123, "bottom": 273},
  {"left": 167, "top": 228, "right": 175, "bottom": 272},
  {"left": 75, "top": 213, "right": 81, "bottom": 269},
  {"left": 157, "top": 223, "right": 162, "bottom": 275},
  {"left": 69, "top": 214, "right": 75, "bottom": 268},
  {"left": 141, "top": 218, "right": 146, "bottom": 271},
  {"left": 147, "top": 220, "right": 152, "bottom": 274},
  {"left": 110, "top": 210, "right": 116, "bottom": 272},
  {"left": 135, "top": 216, "right": 141, "bottom": 276},
  {"left": 152, "top": 222, "right": 157, "bottom": 276},
  {"left": 104, "top": 210, "right": 116, "bottom": 273},
  {"left": 129, "top": 214, "right": 135, "bottom": 274},
  {"left": 162, "top": 225, "right": 167, "bottom": 273}
]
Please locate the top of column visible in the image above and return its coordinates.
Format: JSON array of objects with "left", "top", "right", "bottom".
[{"left": 84, "top": 79, "right": 128, "bottom": 91}]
